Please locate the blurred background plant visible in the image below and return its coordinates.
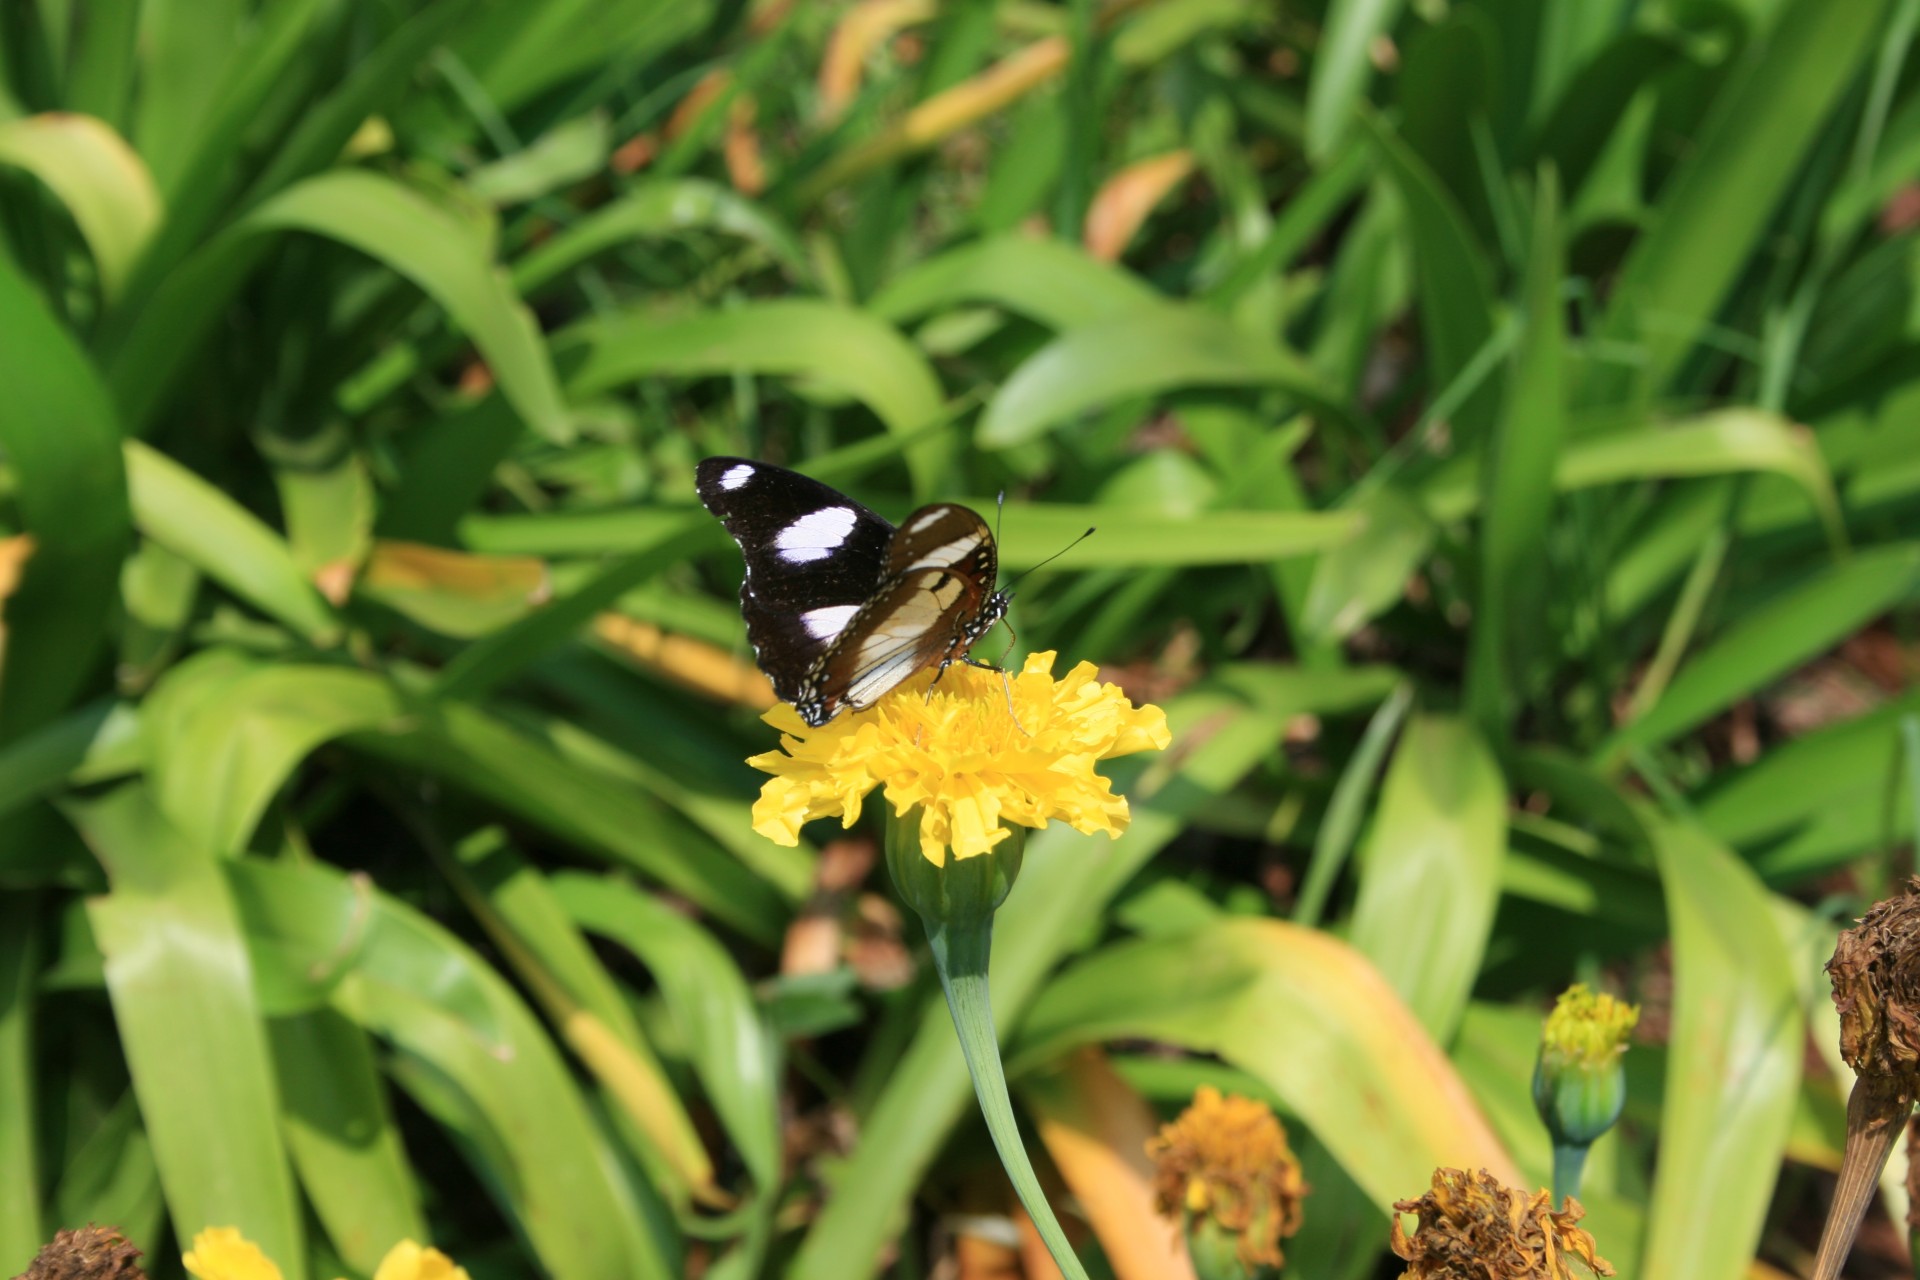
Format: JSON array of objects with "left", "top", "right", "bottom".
[{"left": 0, "top": 0, "right": 1914, "bottom": 1277}]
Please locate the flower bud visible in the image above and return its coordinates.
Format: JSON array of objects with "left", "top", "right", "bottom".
[{"left": 1532, "top": 984, "right": 1637, "bottom": 1149}]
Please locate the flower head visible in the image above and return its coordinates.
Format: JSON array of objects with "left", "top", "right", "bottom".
[
  {"left": 1829, "top": 876, "right": 1920, "bottom": 1096},
  {"left": 749, "top": 651, "right": 1170, "bottom": 865},
  {"left": 182, "top": 1230, "right": 468, "bottom": 1280},
  {"left": 1147, "top": 1085, "right": 1308, "bottom": 1272},
  {"left": 183, "top": 1230, "right": 281, "bottom": 1280},
  {"left": 19, "top": 1226, "right": 146, "bottom": 1280},
  {"left": 372, "top": 1241, "right": 471, "bottom": 1280},
  {"left": 1389, "top": 1168, "right": 1612, "bottom": 1279},
  {"left": 1539, "top": 985, "right": 1638, "bottom": 1069}
]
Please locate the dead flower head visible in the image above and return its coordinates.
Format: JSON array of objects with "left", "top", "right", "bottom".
[
  {"left": 1390, "top": 1168, "right": 1612, "bottom": 1280},
  {"left": 1147, "top": 1085, "right": 1308, "bottom": 1271},
  {"left": 1828, "top": 876, "right": 1920, "bottom": 1098},
  {"left": 19, "top": 1227, "right": 146, "bottom": 1280}
]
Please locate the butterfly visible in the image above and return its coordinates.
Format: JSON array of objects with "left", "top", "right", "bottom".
[{"left": 695, "top": 457, "right": 1012, "bottom": 727}]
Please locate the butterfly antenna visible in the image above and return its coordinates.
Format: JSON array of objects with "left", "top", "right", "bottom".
[{"left": 1002, "top": 526, "right": 1097, "bottom": 595}]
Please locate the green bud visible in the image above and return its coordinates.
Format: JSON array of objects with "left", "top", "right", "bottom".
[
  {"left": 1533, "top": 985, "right": 1637, "bottom": 1152},
  {"left": 1185, "top": 1213, "right": 1278, "bottom": 1280},
  {"left": 883, "top": 804, "right": 1024, "bottom": 929}
]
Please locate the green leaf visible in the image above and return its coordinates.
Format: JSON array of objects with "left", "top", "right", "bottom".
[
  {"left": 1635, "top": 812, "right": 1804, "bottom": 1280},
  {"left": 1421, "top": 410, "right": 1846, "bottom": 540},
  {"left": 868, "top": 234, "right": 1161, "bottom": 330},
  {"left": 113, "top": 170, "right": 571, "bottom": 443},
  {"left": 1603, "top": 543, "right": 1920, "bottom": 760},
  {"left": 0, "top": 895, "right": 40, "bottom": 1272},
  {"left": 142, "top": 653, "right": 406, "bottom": 855},
  {"left": 449, "top": 832, "right": 718, "bottom": 1205},
  {"left": 123, "top": 441, "right": 340, "bottom": 647},
  {"left": 976, "top": 304, "right": 1335, "bottom": 448},
  {"left": 1347, "top": 714, "right": 1507, "bottom": 1041},
  {"left": 1695, "top": 692, "right": 1920, "bottom": 883},
  {"left": 0, "top": 702, "right": 139, "bottom": 823},
  {"left": 1598, "top": 0, "right": 1894, "bottom": 392},
  {"left": 236, "top": 857, "right": 677, "bottom": 1280},
  {"left": 563, "top": 301, "right": 949, "bottom": 496},
  {"left": 0, "top": 258, "right": 131, "bottom": 739},
  {"left": 467, "top": 112, "right": 610, "bottom": 206},
  {"left": 1013, "top": 918, "right": 1520, "bottom": 1207},
  {"left": 269, "top": 1010, "right": 427, "bottom": 1274},
  {"left": 556, "top": 873, "right": 783, "bottom": 1192},
  {"left": 1363, "top": 111, "right": 1499, "bottom": 438},
  {"left": 513, "top": 178, "right": 808, "bottom": 293},
  {"left": 348, "top": 699, "right": 791, "bottom": 946},
  {"left": 1467, "top": 170, "right": 1565, "bottom": 734},
  {"left": 1297, "top": 486, "right": 1433, "bottom": 644},
  {"left": 0, "top": 113, "right": 158, "bottom": 298},
  {"left": 1307, "top": 0, "right": 1406, "bottom": 158},
  {"left": 68, "top": 785, "right": 305, "bottom": 1279}
]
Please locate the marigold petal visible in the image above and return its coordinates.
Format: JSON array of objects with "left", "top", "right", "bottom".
[
  {"left": 183, "top": 1229, "right": 282, "bottom": 1280},
  {"left": 373, "top": 1240, "right": 471, "bottom": 1280}
]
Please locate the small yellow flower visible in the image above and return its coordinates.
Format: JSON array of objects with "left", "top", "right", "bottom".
[
  {"left": 182, "top": 1230, "right": 281, "bottom": 1280},
  {"left": 372, "top": 1240, "right": 471, "bottom": 1280},
  {"left": 1389, "top": 1168, "right": 1612, "bottom": 1279},
  {"left": 1146, "top": 1085, "right": 1308, "bottom": 1271},
  {"left": 1540, "top": 984, "right": 1639, "bottom": 1069},
  {"left": 748, "top": 651, "right": 1170, "bottom": 864}
]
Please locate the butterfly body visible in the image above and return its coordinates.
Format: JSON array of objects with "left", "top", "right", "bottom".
[{"left": 695, "top": 457, "right": 1009, "bottom": 726}]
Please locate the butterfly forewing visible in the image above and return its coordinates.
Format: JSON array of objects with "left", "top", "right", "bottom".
[
  {"left": 696, "top": 463, "right": 1011, "bottom": 726},
  {"left": 695, "top": 457, "right": 894, "bottom": 704}
]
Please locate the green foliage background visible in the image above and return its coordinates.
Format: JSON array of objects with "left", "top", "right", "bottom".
[{"left": 0, "top": 0, "right": 1914, "bottom": 1276}]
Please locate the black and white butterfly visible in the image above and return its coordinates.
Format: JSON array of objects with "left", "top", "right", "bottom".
[{"left": 695, "top": 457, "right": 1012, "bottom": 727}]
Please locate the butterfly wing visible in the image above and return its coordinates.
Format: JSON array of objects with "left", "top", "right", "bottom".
[
  {"left": 695, "top": 457, "right": 894, "bottom": 704},
  {"left": 799, "top": 504, "right": 1008, "bottom": 721}
]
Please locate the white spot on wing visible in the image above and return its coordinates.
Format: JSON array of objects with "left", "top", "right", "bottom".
[
  {"left": 901, "top": 535, "right": 983, "bottom": 571},
  {"left": 720, "top": 463, "right": 755, "bottom": 491},
  {"left": 800, "top": 604, "right": 860, "bottom": 640},
  {"left": 776, "top": 506, "right": 858, "bottom": 563},
  {"left": 905, "top": 510, "right": 948, "bottom": 534}
]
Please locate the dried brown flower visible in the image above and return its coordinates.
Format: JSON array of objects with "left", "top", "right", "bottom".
[
  {"left": 1828, "top": 876, "right": 1920, "bottom": 1096},
  {"left": 15, "top": 1226, "right": 146, "bottom": 1280},
  {"left": 1146, "top": 1085, "right": 1308, "bottom": 1270},
  {"left": 1389, "top": 1168, "right": 1612, "bottom": 1280}
]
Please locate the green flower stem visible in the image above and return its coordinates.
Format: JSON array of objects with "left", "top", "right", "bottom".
[
  {"left": 884, "top": 809, "right": 1088, "bottom": 1280},
  {"left": 1550, "top": 1141, "right": 1588, "bottom": 1208},
  {"left": 926, "top": 916, "right": 1087, "bottom": 1279}
]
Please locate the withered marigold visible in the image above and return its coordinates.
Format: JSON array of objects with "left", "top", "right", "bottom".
[
  {"left": 1829, "top": 875, "right": 1920, "bottom": 1096},
  {"left": 1147, "top": 1085, "right": 1308, "bottom": 1270},
  {"left": 749, "top": 650, "right": 1170, "bottom": 865},
  {"left": 1389, "top": 1168, "right": 1612, "bottom": 1280},
  {"left": 19, "top": 1226, "right": 146, "bottom": 1280}
]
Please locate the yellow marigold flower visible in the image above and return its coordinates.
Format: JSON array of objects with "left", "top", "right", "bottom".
[
  {"left": 1540, "top": 984, "right": 1639, "bottom": 1069},
  {"left": 1389, "top": 1168, "right": 1613, "bottom": 1279},
  {"left": 748, "top": 650, "right": 1170, "bottom": 865},
  {"left": 371, "top": 1240, "right": 471, "bottom": 1280},
  {"left": 182, "top": 1230, "right": 280, "bottom": 1280},
  {"left": 1146, "top": 1085, "right": 1308, "bottom": 1271}
]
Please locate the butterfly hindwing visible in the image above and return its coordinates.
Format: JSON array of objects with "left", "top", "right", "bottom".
[
  {"left": 695, "top": 457, "right": 894, "bottom": 702},
  {"left": 696, "top": 462, "right": 1010, "bottom": 726}
]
